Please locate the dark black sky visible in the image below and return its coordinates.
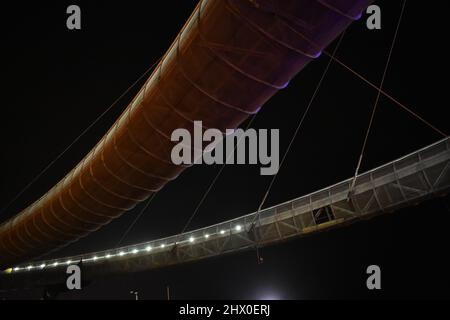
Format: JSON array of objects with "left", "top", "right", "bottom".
[{"left": 1, "top": 0, "right": 449, "bottom": 299}]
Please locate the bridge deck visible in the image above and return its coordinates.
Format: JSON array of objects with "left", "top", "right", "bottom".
[{"left": 2, "top": 138, "right": 449, "bottom": 288}]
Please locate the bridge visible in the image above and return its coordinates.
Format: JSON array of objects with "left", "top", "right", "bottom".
[
  {"left": 1, "top": 0, "right": 449, "bottom": 294},
  {"left": 0, "top": 0, "right": 376, "bottom": 268},
  {"left": 2, "top": 137, "right": 449, "bottom": 289}
]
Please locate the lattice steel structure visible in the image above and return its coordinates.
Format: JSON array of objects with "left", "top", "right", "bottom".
[{"left": 3, "top": 138, "right": 448, "bottom": 289}]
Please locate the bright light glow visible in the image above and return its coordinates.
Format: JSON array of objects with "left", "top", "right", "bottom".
[
  {"left": 220, "top": 230, "right": 226, "bottom": 235},
  {"left": 106, "top": 254, "right": 111, "bottom": 259},
  {"left": 93, "top": 256, "right": 98, "bottom": 261},
  {"left": 53, "top": 262, "right": 59, "bottom": 267},
  {"left": 205, "top": 234, "right": 210, "bottom": 239},
  {"left": 14, "top": 267, "right": 20, "bottom": 272},
  {"left": 40, "top": 264, "right": 46, "bottom": 269},
  {"left": 66, "top": 260, "right": 72, "bottom": 265},
  {"left": 146, "top": 246, "right": 152, "bottom": 252},
  {"left": 119, "top": 251, "right": 125, "bottom": 256},
  {"left": 132, "top": 249, "right": 139, "bottom": 254},
  {"left": 235, "top": 225, "right": 242, "bottom": 231},
  {"left": 27, "top": 266, "right": 33, "bottom": 270},
  {"left": 161, "top": 244, "right": 165, "bottom": 248},
  {"left": 258, "top": 291, "right": 283, "bottom": 300},
  {"left": 189, "top": 237, "right": 195, "bottom": 243}
]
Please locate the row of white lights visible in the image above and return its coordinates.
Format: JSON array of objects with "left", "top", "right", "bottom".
[{"left": 12, "top": 225, "right": 244, "bottom": 273}]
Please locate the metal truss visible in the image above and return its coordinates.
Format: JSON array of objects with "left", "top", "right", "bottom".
[{"left": 3, "top": 138, "right": 450, "bottom": 287}]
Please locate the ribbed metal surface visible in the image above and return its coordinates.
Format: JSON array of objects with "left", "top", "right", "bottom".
[{"left": 0, "top": 0, "right": 373, "bottom": 268}]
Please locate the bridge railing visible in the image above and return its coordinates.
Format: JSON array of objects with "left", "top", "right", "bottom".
[{"left": 11, "top": 137, "right": 449, "bottom": 273}]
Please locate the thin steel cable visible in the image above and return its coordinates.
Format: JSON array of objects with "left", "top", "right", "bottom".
[
  {"left": 323, "top": 52, "right": 447, "bottom": 138},
  {"left": 251, "top": 32, "right": 346, "bottom": 263},
  {"left": 256, "top": 32, "right": 346, "bottom": 216},
  {"left": 116, "top": 193, "right": 157, "bottom": 247},
  {"left": 0, "top": 58, "right": 162, "bottom": 218},
  {"left": 180, "top": 115, "right": 258, "bottom": 234},
  {"left": 349, "top": 0, "right": 407, "bottom": 194}
]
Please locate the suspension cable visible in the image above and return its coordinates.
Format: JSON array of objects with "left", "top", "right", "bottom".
[
  {"left": 323, "top": 52, "right": 447, "bottom": 138},
  {"left": 180, "top": 115, "right": 257, "bottom": 234},
  {"left": 252, "top": 32, "right": 347, "bottom": 263},
  {"left": 116, "top": 193, "right": 157, "bottom": 247},
  {"left": 257, "top": 33, "right": 345, "bottom": 214},
  {"left": 349, "top": 0, "right": 407, "bottom": 194},
  {"left": 0, "top": 58, "right": 162, "bottom": 218}
]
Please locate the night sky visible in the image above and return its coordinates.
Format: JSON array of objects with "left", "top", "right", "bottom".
[{"left": 1, "top": 0, "right": 449, "bottom": 299}]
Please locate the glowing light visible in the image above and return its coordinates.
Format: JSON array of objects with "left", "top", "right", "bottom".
[
  {"left": 93, "top": 256, "right": 98, "bottom": 261},
  {"left": 27, "top": 266, "right": 33, "bottom": 271},
  {"left": 13, "top": 267, "right": 20, "bottom": 272},
  {"left": 132, "top": 249, "right": 139, "bottom": 254},
  {"left": 119, "top": 251, "right": 125, "bottom": 257},
  {"left": 40, "top": 264, "right": 46, "bottom": 269},
  {"left": 189, "top": 237, "right": 195, "bottom": 243},
  {"left": 161, "top": 244, "right": 165, "bottom": 248},
  {"left": 220, "top": 230, "right": 226, "bottom": 235},
  {"left": 205, "top": 234, "right": 210, "bottom": 239},
  {"left": 106, "top": 254, "right": 111, "bottom": 259},
  {"left": 146, "top": 246, "right": 152, "bottom": 252},
  {"left": 235, "top": 225, "right": 242, "bottom": 232},
  {"left": 53, "top": 262, "right": 59, "bottom": 267},
  {"left": 258, "top": 291, "right": 283, "bottom": 300},
  {"left": 66, "top": 260, "right": 72, "bottom": 265}
]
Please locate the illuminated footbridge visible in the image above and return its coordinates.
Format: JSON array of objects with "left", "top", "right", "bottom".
[
  {"left": 3, "top": 137, "right": 449, "bottom": 289},
  {"left": 1, "top": 0, "right": 448, "bottom": 294}
]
